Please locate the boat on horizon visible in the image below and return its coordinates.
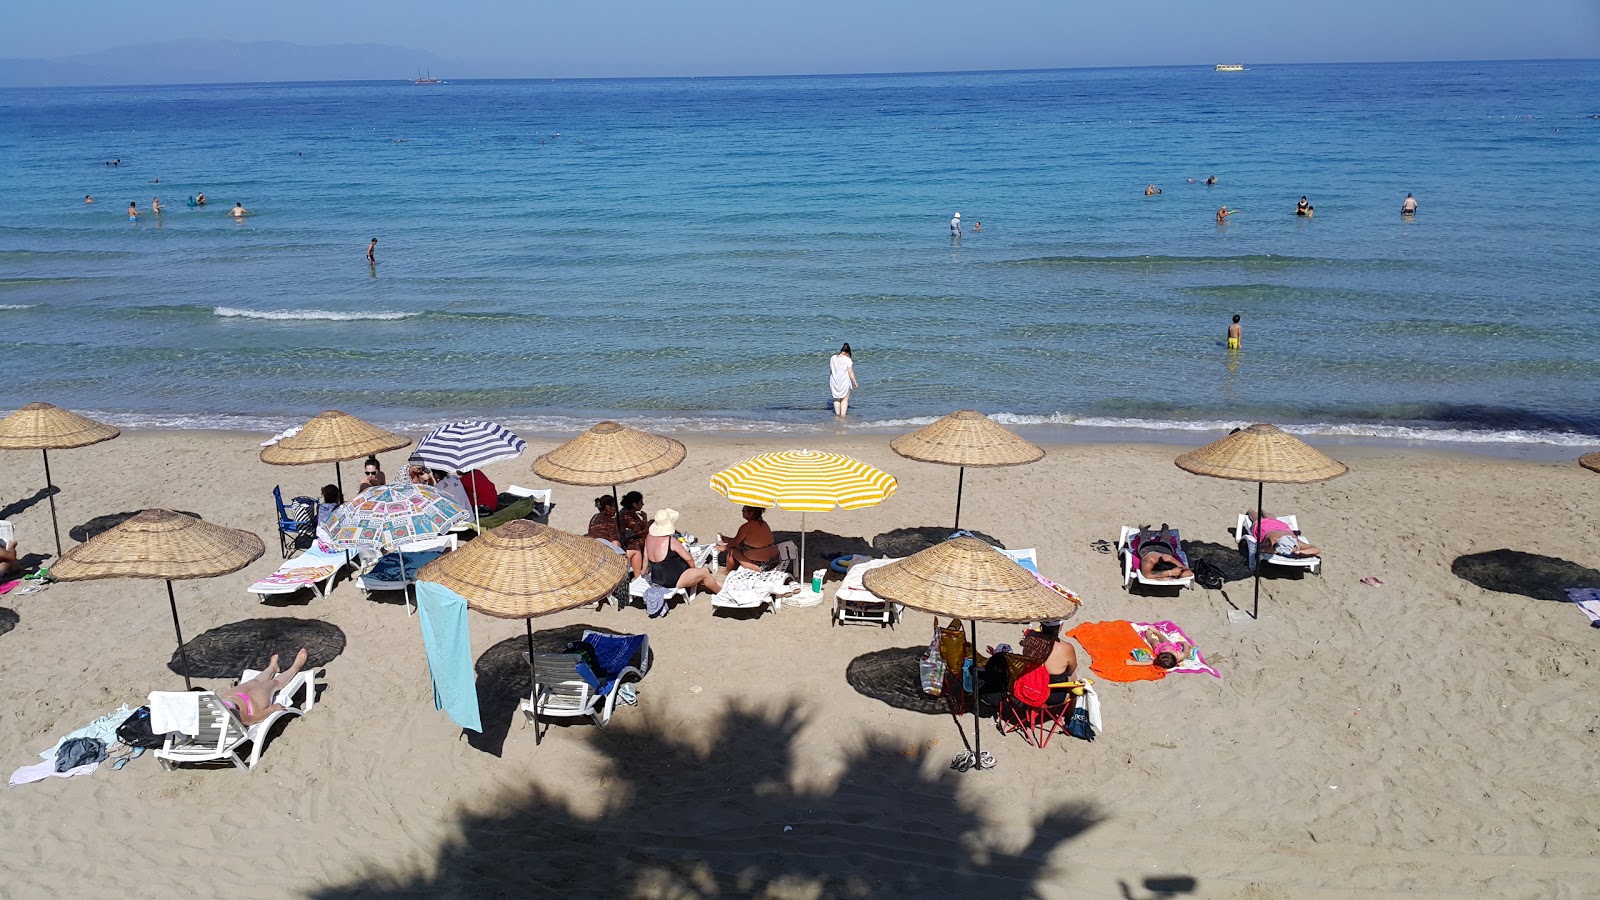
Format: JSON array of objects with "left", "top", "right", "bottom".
[
  {"left": 413, "top": 68, "right": 442, "bottom": 85},
  {"left": 1214, "top": 64, "right": 1244, "bottom": 72}
]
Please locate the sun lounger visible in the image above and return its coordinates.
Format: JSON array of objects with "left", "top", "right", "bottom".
[
  {"left": 357, "top": 534, "right": 458, "bottom": 614},
  {"left": 1236, "top": 513, "right": 1322, "bottom": 575},
  {"left": 832, "top": 557, "right": 904, "bottom": 627},
  {"left": 521, "top": 631, "right": 649, "bottom": 742},
  {"left": 611, "top": 542, "right": 716, "bottom": 611},
  {"left": 247, "top": 539, "right": 350, "bottom": 600},
  {"left": 1117, "top": 525, "right": 1195, "bottom": 590},
  {"left": 465, "top": 485, "right": 554, "bottom": 533},
  {"left": 151, "top": 666, "right": 321, "bottom": 772},
  {"left": 710, "top": 567, "right": 798, "bottom": 617}
]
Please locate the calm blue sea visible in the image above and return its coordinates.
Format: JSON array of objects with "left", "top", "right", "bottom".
[{"left": 1, "top": 60, "right": 1597, "bottom": 446}]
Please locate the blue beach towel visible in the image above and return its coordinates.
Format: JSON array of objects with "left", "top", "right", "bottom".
[{"left": 414, "top": 581, "right": 483, "bottom": 732}]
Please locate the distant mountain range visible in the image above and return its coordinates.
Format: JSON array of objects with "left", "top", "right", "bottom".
[{"left": 0, "top": 40, "right": 472, "bottom": 87}]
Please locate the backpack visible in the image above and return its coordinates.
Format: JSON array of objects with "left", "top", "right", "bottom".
[
  {"left": 1193, "top": 558, "right": 1227, "bottom": 590},
  {"left": 115, "top": 706, "right": 166, "bottom": 749}
]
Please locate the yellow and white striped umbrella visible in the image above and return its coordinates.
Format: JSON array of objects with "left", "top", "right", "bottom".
[{"left": 709, "top": 450, "right": 898, "bottom": 511}]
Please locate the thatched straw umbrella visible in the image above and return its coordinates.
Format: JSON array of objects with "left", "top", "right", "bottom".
[
  {"left": 418, "top": 519, "right": 628, "bottom": 695},
  {"left": 864, "top": 537, "right": 1079, "bottom": 772},
  {"left": 0, "top": 402, "right": 120, "bottom": 558},
  {"left": 51, "top": 509, "right": 264, "bottom": 688},
  {"left": 531, "top": 421, "right": 686, "bottom": 541},
  {"left": 1175, "top": 424, "right": 1348, "bottom": 619},
  {"left": 260, "top": 410, "right": 411, "bottom": 496},
  {"left": 891, "top": 410, "right": 1044, "bottom": 529}
]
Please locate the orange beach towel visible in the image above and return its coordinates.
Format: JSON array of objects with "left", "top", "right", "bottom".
[{"left": 1067, "top": 620, "right": 1165, "bottom": 682}]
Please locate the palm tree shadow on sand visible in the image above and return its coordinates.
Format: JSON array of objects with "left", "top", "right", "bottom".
[{"left": 313, "top": 700, "right": 1101, "bottom": 897}]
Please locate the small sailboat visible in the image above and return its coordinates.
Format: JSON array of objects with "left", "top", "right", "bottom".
[{"left": 413, "top": 68, "right": 441, "bottom": 85}]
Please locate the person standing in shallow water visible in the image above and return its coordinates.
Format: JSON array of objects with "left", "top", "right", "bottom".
[
  {"left": 829, "top": 343, "right": 858, "bottom": 417},
  {"left": 367, "top": 238, "right": 378, "bottom": 262},
  {"left": 1227, "top": 314, "right": 1242, "bottom": 350}
]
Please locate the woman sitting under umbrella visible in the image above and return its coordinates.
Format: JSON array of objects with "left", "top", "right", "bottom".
[
  {"left": 643, "top": 509, "right": 721, "bottom": 595},
  {"left": 716, "top": 505, "right": 777, "bottom": 573}
]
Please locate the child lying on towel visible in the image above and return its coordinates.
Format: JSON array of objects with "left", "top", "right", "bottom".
[{"left": 1130, "top": 625, "right": 1195, "bottom": 669}]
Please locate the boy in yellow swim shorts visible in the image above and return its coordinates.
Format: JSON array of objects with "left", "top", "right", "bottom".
[{"left": 1227, "top": 314, "right": 1242, "bottom": 350}]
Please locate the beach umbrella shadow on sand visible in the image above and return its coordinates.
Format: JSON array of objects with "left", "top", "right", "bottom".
[
  {"left": 1176, "top": 423, "right": 1347, "bottom": 620},
  {"left": 1451, "top": 549, "right": 1600, "bottom": 604},
  {"left": 0, "top": 607, "right": 18, "bottom": 639},
  {"left": 50, "top": 509, "right": 264, "bottom": 689},
  {"left": 872, "top": 526, "right": 1005, "bottom": 558},
  {"left": 471, "top": 623, "right": 611, "bottom": 754},
  {"left": 864, "top": 537, "right": 1081, "bottom": 772},
  {"left": 168, "top": 617, "right": 346, "bottom": 679},
  {"left": 845, "top": 646, "right": 948, "bottom": 716},
  {"left": 891, "top": 410, "right": 1043, "bottom": 531},
  {"left": 0, "top": 402, "right": 121, "bottom": 559}
]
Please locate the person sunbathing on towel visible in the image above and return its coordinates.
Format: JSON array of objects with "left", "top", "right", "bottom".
[
  {"left": 1249, "top": 509, "right": 1321, "bottom": 558},
  {"left": 1140, "top": 626, "right": 1193, "bottom": 670},
  {"left": 1137, "top": 527, "right": 1193, "bottom": 581},
  {"left": 224, "top": 648, "right": 309, "bottom": 726},
  {"left": 716, "top": 505, "right": 777, "bottom": 573},
  {"left": 0, "top": 536, "right": 20, "bottom": 579}
]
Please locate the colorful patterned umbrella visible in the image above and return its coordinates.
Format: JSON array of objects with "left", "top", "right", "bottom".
[
  {"left": 324, "top": 483, "right": 469, "bottom": 552},
  {"left": 709, "top": 450, "right": 897, "bottom": 578}
]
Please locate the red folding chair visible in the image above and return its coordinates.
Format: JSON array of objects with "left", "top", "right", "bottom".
[{"left": 999, "top": 666, "right": 1077, "bottom": 749}]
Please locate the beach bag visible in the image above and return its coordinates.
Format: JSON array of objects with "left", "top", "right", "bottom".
[
  {"left": 920, "top": 621, "right": 947, "bottom": 697},
  {"left": 1066, "top": 703, "right": 1096, "bottom": 742},
  {"left": 115, "top": 706, "right": 165, "bottom": 749},
  {"left": 1193, "top": 559, "right": 1226, "bottom": 590},
  {"left": 1011, "top": 662, "right": 1050, "bottom": 708}
]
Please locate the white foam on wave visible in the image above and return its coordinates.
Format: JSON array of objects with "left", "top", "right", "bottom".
[
  {"left": 0, "top": 304, "right": 36, "bottom": 311},
  {"left": 213, "top": 306, "right": 420, "bottom": 322},
  {"left": 81, "top": 409, "right": 1599, "bottom": 450}
]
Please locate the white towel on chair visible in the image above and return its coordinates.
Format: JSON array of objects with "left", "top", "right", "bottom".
[{"left": 148, "top": 691, "right": 201, "bottom": 736}]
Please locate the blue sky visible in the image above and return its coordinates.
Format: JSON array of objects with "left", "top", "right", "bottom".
[{"left": 6, "top": 0, "right": 1598, "bottom": 76}]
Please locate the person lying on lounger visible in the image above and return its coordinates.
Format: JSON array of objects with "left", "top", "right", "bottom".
[
  {"left": 223, "top": 648, "right": 309, "bottom": 726},
  {"left": 1248, "top": 509, "right": 1321, "bottom": 559},
  {"left": 0, "top": 536, "right": 20, "bottom": 579},
  {"left": 1136, "top": 527, "right": 1193, "bottom": 581}
]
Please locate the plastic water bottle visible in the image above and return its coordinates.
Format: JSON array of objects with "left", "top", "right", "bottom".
[{"left": 811, "top": 569, "right": 825, "bottom": 593}]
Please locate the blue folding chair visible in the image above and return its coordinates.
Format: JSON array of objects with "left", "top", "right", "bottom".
[{"left": 273, "top": 486, "right": 308, "bottom": 558}]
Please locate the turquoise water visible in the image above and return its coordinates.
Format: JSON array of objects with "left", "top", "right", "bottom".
[{"left": 1, "top": 60, "right": 1597, "bottom": 444}]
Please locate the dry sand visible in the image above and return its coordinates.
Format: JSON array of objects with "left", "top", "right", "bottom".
[{"left": 1, "top": 430, "right": 1597, "bottom": 898}]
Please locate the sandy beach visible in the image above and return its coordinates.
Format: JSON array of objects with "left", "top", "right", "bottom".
[{"left": 1, "top": 428, "right": 1597, "bottom": 898}]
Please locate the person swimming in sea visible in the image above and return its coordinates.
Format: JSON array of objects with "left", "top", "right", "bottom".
[
  {"left": 230, "top": 202, "right": 250, "bottom": 218},
  {"left": 1216, "top": 206, "right": 1234, "bottom": 224},
  {"left": 1296, "top": 196, "right": 1313, "bottom": 217},
  {"left": 950, "top": 211, "right": 962, "bottom": 238},
  {"left": 195, "top": 191, "right": 206, "bottom": 206},
  {"left": 1205, "top": 175, "right": 1216, "bottom": 186},
  {"left": 1401, "top": 193, "right": 1418, "bottom": 215},
  {"left": 151, "top": 197, "right": 162, "bottom": 214},
  {"left": 1227, "top": 314, "right": 1242, "bottom": 350},
  {"left": 127, "top": 201, "right": 138, "bottom": 220},
  {"left": 84, "top": 195, "right": 92, "bottom": 204},
  {"left": 1144, "top": 184, "right": 1162, "bottom": 196}
]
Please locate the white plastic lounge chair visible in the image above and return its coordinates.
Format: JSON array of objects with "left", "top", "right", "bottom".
[
  {"left": 1236, "top": 513, "right": 1322, "bottom": 576},
  {"left": 1117, "top": 526, "right": 1195, "bottom": 590},
  {"left": 520, "top": 631, "right": 650, "bottom": 742},
  {"left": 151, "top": 666, "right": 321, "bottom": 772},
  {"left": 710, "top": 566, "right": 798, "bottom": 617},
  {"left": 832, "top": 557, "right": 904, "bottom": 627},
  {"left": 247, "top": 539, "right": 349, "bottom": 600}
]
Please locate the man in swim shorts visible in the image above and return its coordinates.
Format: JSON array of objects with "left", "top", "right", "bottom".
[
  {"left": 1227, "top": 314, "right": 1242, "bottom": 350},
  {"left": 1401, "top": 193, "right": 1418, "bottom": 215},
  {"left": 230, "top": 202, "right": 249, "bottom": 218}
]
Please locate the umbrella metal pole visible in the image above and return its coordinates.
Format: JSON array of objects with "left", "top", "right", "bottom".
[
  {"left": 954, "top": 466, "right": 965, "bottom": 531},
  {"left": 1253, "top": 481, "right": 1264, "bottom": 620},
  {"left": 401, "top": 547, "right": 413, "bottom": 616},
  {"left": 42, "top": 449, "right": 62, "bottom": 559},
  {"left": 335, "top": 461, "right": 344, "bottom": 498},
  {"left": 970, "top": 619, "right": 987, "bottom": 770},
  {"left": 800, "top": 512, "right": 808, "bottom": 589},
  {"left": 525, "top": 618, "right": 536, "bottom": 691},
  {"left": 167, "top": 580, "right": 193, "bottom": 690}
]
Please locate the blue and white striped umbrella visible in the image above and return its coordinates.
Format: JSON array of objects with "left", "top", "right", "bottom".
[{"left": 411, "top": 421, "right": 527, "bottom": 473}]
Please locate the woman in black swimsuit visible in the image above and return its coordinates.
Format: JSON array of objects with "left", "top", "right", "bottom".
[
  {"left": 643, "top": 508, "right": 722, "bottom": 594},
  {"left": 718, "top": 505, "right": 778, "bottom": 573}
]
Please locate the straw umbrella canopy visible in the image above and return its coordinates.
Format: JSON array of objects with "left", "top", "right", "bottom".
[
  {"left": 50, "top": 509, "right": 264, "bottom": 688},
  {"left": 890, "top": 410, "right": 1044, "bottom": 529},
  {"left": 864, "top": 537, "right": 1080, "bottom": 771},
  {"left": 417, "top": 519, "right": 628, "bottom": 687},
  {"left": 1581, "top": 452, "right": 1600, "bottom": 474},
  {"left": 531, "top": 420, "right": 687, "bottom": 538},
  {"left": 1175, "top": 423, "right": 1348, "bottom": 619},
  {"left": 709, "top": 449, "right": 898, "bottom": 577},
  {"left": 0, "top": 402, "right": 120, "bottom": 558},
  {"left": 260, "top": 410, "right": 411, "bottom": 495}
]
